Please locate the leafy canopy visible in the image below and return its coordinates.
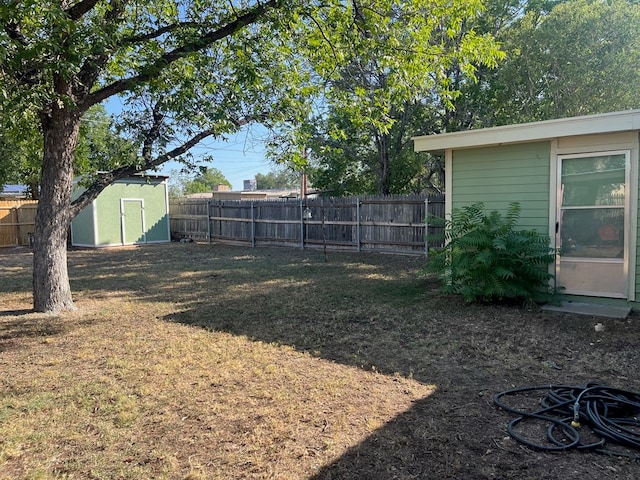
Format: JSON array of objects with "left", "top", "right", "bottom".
[
  {"left": 181, "top": 166, "right": 231, "bottom": 195},
  {"left": 255, "top": 169, "right": 299, "bottom": 189},
  {"left": 473, "top": 0, "right": 640, "bottom": 125},
  {"left": 265, "top": 0, "right": 504, "bottom": 191}
]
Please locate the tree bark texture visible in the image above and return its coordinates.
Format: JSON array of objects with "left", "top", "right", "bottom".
[
  {"left": 32, "top": 108, "right": 81, "bottom": 313},
  {"left": 375, "top": 132, "right": 391, "bottom": 195}
]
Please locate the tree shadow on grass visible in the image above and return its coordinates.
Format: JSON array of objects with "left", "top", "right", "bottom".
[
  {"left": 151, "top": 246, "right": 640, "bottom": 480},
  {"left": 0, "top": 314, "right": 66, "bottom": 352},
  {"left": 307, "top": 391, "right": 511, "bottom": 480},
  {"left": 5, "top": 244, "right": 638, "bottom": 478},
  {"left": 0, "top": 309, "right": 33, "bottom": 317}
]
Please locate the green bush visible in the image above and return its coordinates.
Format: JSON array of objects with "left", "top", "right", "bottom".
[{"left": 424, "top": 202, "right": 556, "bottom": 303}]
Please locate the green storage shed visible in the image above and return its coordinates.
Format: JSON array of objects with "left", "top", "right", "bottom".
[
  {"left": 414, "top": 110, "right": 640, "bottom": 308},
  {"left": 71, "top": 174, "right": 170, "bottom": 247}
]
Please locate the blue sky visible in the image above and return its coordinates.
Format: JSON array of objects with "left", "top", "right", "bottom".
[
  {"left": 157, "top": 126, "right": 274, "bottom": 191},
  {"left": 105, "top": 98, "right": 274, "bottom": 191}
]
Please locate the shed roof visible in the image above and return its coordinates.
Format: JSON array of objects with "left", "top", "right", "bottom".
[{"left": 413, "top": 109, "right": 640, "bottom": 153}]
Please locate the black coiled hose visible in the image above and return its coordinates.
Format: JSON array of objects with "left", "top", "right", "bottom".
[{"left": 493, "top": 383, "right": 640, "bottom": 458}]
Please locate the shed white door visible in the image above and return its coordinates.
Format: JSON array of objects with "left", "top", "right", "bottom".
[
  {"left": 556, "top": 151, "right": 629, "bottom": 298},
  {"left": 121, "top": 199, "right": 146, "bottom": 245}
]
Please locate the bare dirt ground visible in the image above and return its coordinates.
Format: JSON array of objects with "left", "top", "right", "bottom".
[{"left": 1, "top": 242, "right": 639, "bottom": 479}]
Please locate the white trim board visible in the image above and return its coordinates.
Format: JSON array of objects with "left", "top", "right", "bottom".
[{"left": 414, "top": 110, "right": 640, "bottom": 153}]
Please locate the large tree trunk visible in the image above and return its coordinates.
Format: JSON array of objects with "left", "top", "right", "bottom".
[
  {"left": 375, "top": 132, "right": 391, "bottom": 195},
  {"left": 33, "top": 109, "right": 81, "bottom": 313}
]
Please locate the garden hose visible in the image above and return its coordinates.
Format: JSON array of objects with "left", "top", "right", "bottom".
[{"left": 493, "top": 384, "right": 640, "bottom": 458}]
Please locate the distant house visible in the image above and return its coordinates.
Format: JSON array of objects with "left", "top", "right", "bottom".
[
  {"left": 71, "top": 174, "right": 170, "bottom": 247},
  {"left": 187, "top": 188, "right": 301, "bottom": 201},
  {"left": 413, "top": 109, "right": 640, "bottom": 307},
  {"left": 0, "top": 184, "right": 29, "bottom": 199}
]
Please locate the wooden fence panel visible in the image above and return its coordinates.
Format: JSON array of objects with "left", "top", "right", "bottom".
[
  {"left": 0, "top": 200, "right": 38, "bottom": 247},
  {"left": 169, "top": 194, "right": 445, "bottom": 255},
  {"left": 303, "top": 198, "right": 358, "bottom": 249},
  {"left": 168, "top": 200, "right": 210, "bottom": 241},
  {"left": 254, "top": 201, "right": 301, "bottom": 245},
  {"left": 211, "top": 201, "right": 253, "bottom": 244}
]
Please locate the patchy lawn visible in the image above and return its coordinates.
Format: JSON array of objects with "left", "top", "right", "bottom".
[{"left": 0, "top": 242, "right": 638, "bottom": 479}]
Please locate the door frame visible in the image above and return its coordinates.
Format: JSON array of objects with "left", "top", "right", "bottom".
[
  {"left": 556, "top": 150, "right": 630, "bottom": 298},
  {"left": 549, "top": 135, "right": 638, "bottom": 301},
  {"left": 120, "top": 198, "right": 146, "bottom": 245}
]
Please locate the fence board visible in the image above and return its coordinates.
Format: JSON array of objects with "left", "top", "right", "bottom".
[
  {"left": 0, "top": 200, "right": 38, "bottom": 247},
  {"left": 169, "top": 194, "right": 445, "bottom": 255}
]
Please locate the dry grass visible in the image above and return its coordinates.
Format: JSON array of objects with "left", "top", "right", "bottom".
[{"left": 0, "top": 243, "right": 639, "bottom": 479}]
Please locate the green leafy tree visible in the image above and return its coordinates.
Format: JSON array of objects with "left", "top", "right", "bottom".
[
  {"left": 1, "top": 0, "right": 286, "bottom": 312},
  {"left": 425, "top": 202, "right": 556, "bottom": 303},
  {"left": 0, "top": 112, "right": 41, "bottom": 197},
  {"left": 255, "top": 169, "right": 298, "bottom": 189},
  {"left": 75, "top": 105, "right": 139, "bottom": 174},
  {"left": 1, "top": 105, "right": 140, "bottom": 198},
  {"left": 181, "top": 167, "right": 231, "bottom": 195},
  {"left": 468, "top": 0, "right": 640, "bottom": 126},
  {"left": 306, "top": 102, "right": 445, "bottom": 195},
  {"left": 268, "top": 0, "right": 504, "bottom": 194}
]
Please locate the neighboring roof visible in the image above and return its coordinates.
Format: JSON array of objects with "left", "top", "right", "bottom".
[
  {"left": 0, "top": 184, "right": 29, "bottom": 198},
  {"left": 187, "top": 189, "right": 300, "bottom": 200},
  {"left": 72, "top": 172, "right": 169, "bottom": 186},
  {"left": 413, "top": 109, "right": 640, "bottom": 153},
  {"left": 1, "top": 184, "right": 28, "bottom": 194}
]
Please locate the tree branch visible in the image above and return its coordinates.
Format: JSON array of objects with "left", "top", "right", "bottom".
[
  {"left": 83, "top": 0, "right": 279, "bottom": 108},
  {"left": 70, "top": 128, "right": 217, "bottom": 216},
  {"left": 4, "top": 21, "right": 28, "bottom": 45},
  {"left": 76, "top": 0, "right": 127, "bottom": 99},
  {"left": 69, "top": 108, "right": 259, "bottom": 215},
  {"left": 123, "top": 22, "right": 201, "bottom": 44},
  {"left": 141, "top": 104, "right": 166, "bottom": 163},
  {"left": 65, "top": 0, "right": 102, "bottom": 21}
]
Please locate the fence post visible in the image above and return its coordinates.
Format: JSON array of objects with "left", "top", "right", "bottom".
[
  {"left": 207, "top": 200, "right": 211, "bottom": 244},
  {"left": 356, "top": 198, "right": 361, "bottom": 252},
  {"left": 251, "top": 201, "right": 256, "bottom": 248},
  {"left": 424, "top": 197, "right": 429, "bottom": 257}
]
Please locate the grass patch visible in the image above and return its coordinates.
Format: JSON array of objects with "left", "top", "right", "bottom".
[{"left": 1, "top": 243, "right": 639, "bottom": 479}]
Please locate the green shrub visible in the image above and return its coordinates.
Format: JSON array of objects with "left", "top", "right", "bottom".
[{"left": 424, "top": 202, "right": 556, "bottom": 303}]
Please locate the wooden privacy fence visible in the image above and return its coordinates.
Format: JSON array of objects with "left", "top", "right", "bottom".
[
  {"left": 169, "top": 195, "right": 445, "bottom": 255},
  {"left": 0, "top": 199, "right": 38, "bottom": 247}
]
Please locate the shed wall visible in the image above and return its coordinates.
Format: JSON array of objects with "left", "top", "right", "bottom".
[
  {"left": 451, "top": 142, "right": 551, "bottom": 232},
  {"left": 95, "top": 180, "right": 169, "bottom": 245},
  {"left": 71, "top": 203, "right": 95, "bottom": 246},
  {"left": 71, "top": 177, "right": 169, "bottom": 247}
]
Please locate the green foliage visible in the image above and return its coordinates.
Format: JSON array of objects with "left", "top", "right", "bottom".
[
  {"left": 479, "top": 0, "right": 640, "bottom": 125},
  {"left": 425, "top": 202, "right": 556, "bottom": 303},
  {"left": 305, "top": 102, "right": 446, "bottom": 195},
  {"left": 255, "top": 170, "right": 299, "bottom": 190},
  {"left": 267, "top": 0, "right": 504, "bottom": 194},
  {"left": 0, "top": 111, "right": 41, "bottom": 195},
  {"left": 169, "top": 167, "right": 231, "bottom": 197},
  {"left": 76, "top": 106, "right": 139, "bottom": 173},
  {"left": 0, "top": 105, "right": 138, "bottom": 196}
]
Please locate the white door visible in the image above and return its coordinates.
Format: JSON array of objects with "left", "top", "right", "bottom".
[{"left": 556, "top": 151, "right": 630, "bottom": 298}]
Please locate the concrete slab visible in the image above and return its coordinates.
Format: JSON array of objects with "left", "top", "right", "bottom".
[{"left": 542, "top": 301, "right": 631, "bottom": 319}]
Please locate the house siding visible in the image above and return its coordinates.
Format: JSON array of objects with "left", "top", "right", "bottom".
[
  {"left": 415, "top": 111, "right": 640, "bottom": 304},
  {"left": 451, "top": 142, "right": 551, "bottom": 233}
]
